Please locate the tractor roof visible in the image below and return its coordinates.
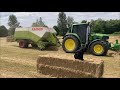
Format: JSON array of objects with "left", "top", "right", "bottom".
[{"left": 73, "top": 23, "right": 89, "bottom": 26}]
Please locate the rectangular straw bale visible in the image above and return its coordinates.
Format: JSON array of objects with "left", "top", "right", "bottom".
[
  {"left": 37, "top": 55, "right": 104, "bottom": 77},
  {"left": 38, "top": 64, "right": 94, "bottom": 78}
]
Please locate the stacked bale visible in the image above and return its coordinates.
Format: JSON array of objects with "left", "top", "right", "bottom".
[{"left": 37, "top": 54, "right": 104, "bottom": 78}]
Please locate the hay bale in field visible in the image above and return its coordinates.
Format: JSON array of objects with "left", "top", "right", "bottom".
[
  {"left": 38, "top": 64, "right": 94, "bottom": 78},
  {"left": 37, "top": 54, "right": 104, "bottom": 78}
]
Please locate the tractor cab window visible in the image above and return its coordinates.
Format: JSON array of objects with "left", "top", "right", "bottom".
[{"left": 72, "top": 24, "right": 88, "bottom": 44}]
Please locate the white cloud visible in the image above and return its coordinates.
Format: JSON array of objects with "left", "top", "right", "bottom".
[
  {"left": 12, "top": 12, "right": 32, "bottom": 17},
  {"left": 0, "top": 12, "right": 120, "bottom": 29},
  {"left": 66, "top": 12, "right": 119, "bottom": 22}
]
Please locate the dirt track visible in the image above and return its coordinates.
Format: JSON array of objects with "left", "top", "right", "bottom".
[{"left": 0, "top": 36, "right": 120, "bottom": 78}]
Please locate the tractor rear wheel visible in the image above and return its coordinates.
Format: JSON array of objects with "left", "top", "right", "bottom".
[
  {"left": 19, "top": 40, "right": 28, "bottom": 48},
  {"left": 62, "top": 36, "right": 79, "bottom": 53},
  {"left": 90, "top": 41, "right": 108, "bottom": 56}
]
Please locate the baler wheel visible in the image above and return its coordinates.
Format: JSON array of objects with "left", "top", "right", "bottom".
[{"left": 19, "top": 40, "right": 28, "bottom": 48}]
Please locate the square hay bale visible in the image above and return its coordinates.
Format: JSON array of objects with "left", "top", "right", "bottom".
[
  {"left": 38, "top": 64, "right": 94, "bottom": 78},
  {"left": 37, "top": 54, "right": 104, "bottom": 78}
]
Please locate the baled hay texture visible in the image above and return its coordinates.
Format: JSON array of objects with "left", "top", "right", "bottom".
[
  {"left": 38, "top": 64, "right": 94, "bottom": 78},
  {"left": 37, "top": 54, "right": 104, "bottom": 78}
]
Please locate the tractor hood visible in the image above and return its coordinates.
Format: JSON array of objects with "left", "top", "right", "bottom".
[{"left": 91, "top": 33, "right": 109, "bottom": 40}]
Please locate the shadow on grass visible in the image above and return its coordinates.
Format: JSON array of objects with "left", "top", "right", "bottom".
[
  {"left": 104, "top": 55, "right": 114, "bottom": 57},
  {"left": 84, "top": 52, "right": 114, "bottom": 57}
]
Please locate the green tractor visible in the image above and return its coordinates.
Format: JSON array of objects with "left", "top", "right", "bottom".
[{"left": 62, "top": 23, "right": 120, "bottom": 56}]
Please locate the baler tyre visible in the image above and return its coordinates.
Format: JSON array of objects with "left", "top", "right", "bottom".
[
  {"left": 62, "top": 36, "right": 79, "bottom": 53},
  {"left": 90, "top": 41, "right": 108, "bottom": 56},
  {"left": 19, "top": 40, "right": 28, "bottom": 48}
]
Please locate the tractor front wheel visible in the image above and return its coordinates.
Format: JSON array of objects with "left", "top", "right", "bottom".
[
  {"left": 62, "top": 36, "right": 79, "bottom": 53},
  {"left": 90, "top": 41, "right": 108, "bottom": 56}
]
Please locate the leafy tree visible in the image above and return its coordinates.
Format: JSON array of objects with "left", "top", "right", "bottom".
[
  {"left": 8, "top": 14, "right": 20, "bottom": 35},
  {"left": 67, "top": 16, "right": 74, "bottom": 29},
  {"left": 18, "top": 26, "right": 22, "bottom": 27},
  {"left": 8, "top": 15, "right": 20, "bottom": 28},
  {"left": 53, "top": 26, "right": 60, "bottom": 36},
  {"left": 0, "top": 25, "right": 8, "bottom": 37},
  {"left": 73, "top": 22, "right": 79, "bottom": 24},
  {"left": 94, "top": 19, "right": 105, "bottom": 33},
  {"left": 8, "top": 28, "right": 15, "bottom": 36},
  {"left": 32, "top": 17, "right": 47, "bottom": 27},
  {"left": 57, "top": 12, "right": 67, "bottom": 36},
  {"left": 90, "top": 19, "right": 120, "bottom": 34},
  {"left": 32, "top": 23, "right": 38, "bottom": 27},
  {"left": 81, "top": 20, "right": 87, "bottom": 23}
]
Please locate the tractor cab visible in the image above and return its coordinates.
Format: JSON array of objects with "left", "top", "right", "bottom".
[{"left": 71, "top": 23, "right": 91, "bottom": 45}]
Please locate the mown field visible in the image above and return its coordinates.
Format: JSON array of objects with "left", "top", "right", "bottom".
[{"left": 0, "top": 36, "right": 120, "bottom": 78}]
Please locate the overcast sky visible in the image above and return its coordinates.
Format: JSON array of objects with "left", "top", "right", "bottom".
[{"left": 0, "top": 12, "right": 120, "bottom": 29}]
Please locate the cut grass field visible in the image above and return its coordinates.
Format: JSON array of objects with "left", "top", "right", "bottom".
[
  {"left": 108, "top": 34, "right": 120, "bottom": 37},
  {"left": 0, "top": 36, "right": 120, "bottom": 78}
]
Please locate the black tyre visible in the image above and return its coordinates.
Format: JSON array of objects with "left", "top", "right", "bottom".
[
  {"left": 62, "top": 36, "right": 80, "bottom": 53},
  {"left": 90, "top": 41, "right": 108, "bottom": 56},
  {"left": 19, "top": 40, "right": 28, "bottom": 48},
  {"left": 31, "top": 44, "right": 38, "bottom": 48}
]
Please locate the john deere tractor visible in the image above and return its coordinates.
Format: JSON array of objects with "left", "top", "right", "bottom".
[{"left": 62, "top": 23, "right": 120, "bottom": 56}]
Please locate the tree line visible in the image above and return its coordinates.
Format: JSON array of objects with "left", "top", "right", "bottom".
[
  {"left": 0, "top": 12, "right": 120, "bottom": 37},
  {"left": 0, "top": 14, "right": 20, "bottom": 37},
  {"left": 91, "top": 18, "right": 120, "bottom": 34},
  {"left": 54, "top": 13, "right": 120, "bottom": 35}
]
